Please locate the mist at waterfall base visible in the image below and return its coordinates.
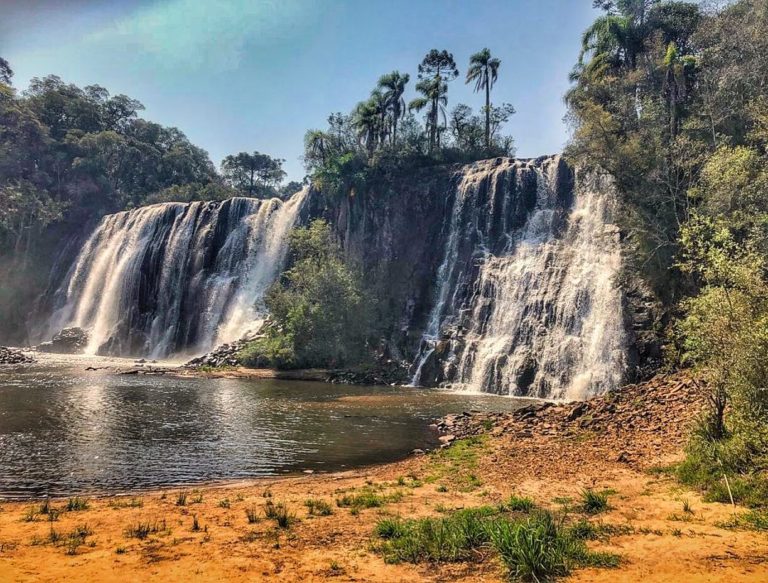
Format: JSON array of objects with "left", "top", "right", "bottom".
[{"left": 39, "top": 188, "right": 309, "bottom": 358}]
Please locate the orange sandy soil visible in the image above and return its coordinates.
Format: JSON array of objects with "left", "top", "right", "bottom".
[{"left": 1, "top": 374, "right": 766, "bottom": 582}]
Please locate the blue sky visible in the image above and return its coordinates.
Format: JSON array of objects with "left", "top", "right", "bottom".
[{"left": 2, "top": 0, "right": 600, "bottom": 182}]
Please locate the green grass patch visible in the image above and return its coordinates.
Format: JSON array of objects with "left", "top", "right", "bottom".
[
  {"left": 374, "top": 508, "right": 621, "bottom": 580},
  {"left": 427, "top": 436, "right": 489, "bottom": 491},
  {"left": 716, "top": 509, "right": 768, "bottom": 531},
  {"left": 501, "top": 495, "right": 536, "bottom": 513},
  {"left": 336, "top": 487, "right": 404, "bottom": 511},
  {"left": 109, "top": 497, "right": 144, "bottom": 509}
]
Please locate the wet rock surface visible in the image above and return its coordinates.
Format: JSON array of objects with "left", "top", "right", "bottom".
[
  {"left": 0, "top": 346, "right": 35, "bottom": 365},
  {"left": 37, "top": 327, "right": 89, "bottom": 354},
  {"left": 326, "top": 360, "right": 410, "bottom": 386},
  {"left": 434, "top": 373, "right": 704, "bottom": 468},
  {"left": 186, "top": 338, "right": 251, "bottom": 368}
]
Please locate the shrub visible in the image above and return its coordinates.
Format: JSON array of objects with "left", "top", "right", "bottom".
[{"left": 238, "top": 220, "right": 373, "bottom": 370}]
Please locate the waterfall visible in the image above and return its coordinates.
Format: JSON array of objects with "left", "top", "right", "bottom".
[
  {"left": 43, "top": 188, "right": 308, "bottom": 358},
  {"left": 410, "top": 156, "right": 627, "bottom": 400}
]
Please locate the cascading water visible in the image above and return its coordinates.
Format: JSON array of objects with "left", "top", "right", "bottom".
[
  {"left": 410, "top": 156, "right": 627, "bottom": 400},
  {"left": 42, "top": 188, "right": 308, "bottom": 358}
]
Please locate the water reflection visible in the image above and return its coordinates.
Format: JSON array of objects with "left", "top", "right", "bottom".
[{"left": 0, "top": 360, "right": 530, "bottom": 497}]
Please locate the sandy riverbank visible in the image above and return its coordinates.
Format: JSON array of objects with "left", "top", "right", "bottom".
[{"left": 0, "top": 373, "right": 765, "bottom": 582}]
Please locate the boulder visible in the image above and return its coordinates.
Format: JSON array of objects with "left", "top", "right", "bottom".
[{"left": 37, "top": 327, "right": 89, "bottom": 354}]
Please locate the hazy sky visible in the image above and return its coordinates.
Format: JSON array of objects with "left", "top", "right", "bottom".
[{"left": 1, "top": 0, "right": 600, "bottom": 181}]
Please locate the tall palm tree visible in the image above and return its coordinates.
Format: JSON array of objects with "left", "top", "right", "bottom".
[
  {"left": 304, "top": 130, "right": 330, "bottom": 166},
  {"left": 577, "top": 14, "right": 639, "bottom": 75},
  {"left": 352, "top": 98, "right": 382, "bottom": 155},
  {"left": 466, "top": 48, "right": 501, "bottom": 149},
  {"left": 662, "top": 42, "right": 695, "bottom": 140},
  {"left": 409, "top": 78, "right": 447, "bottom": 153},
  {"left": 377, "top": 71, "right": 410, "bottom": 146}
]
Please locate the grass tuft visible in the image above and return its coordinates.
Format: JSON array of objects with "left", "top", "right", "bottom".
[
  {"left": 502, "top": 495, "right": 536, "bottom": 513},
  {"left": 579, "top": 489, "right": 610, "bottom": 514},
  {"left": 264, "top": 500, "right": 295, "bottom": 528},
  {"left": 245, "top": 505, "right": 260, "bottom": 524},
  {"left": 175, "top": 491, "right": 188, "bottom": 506},
  {"left": 66, "top": 497, "right": 89, "bottom": 512},
  {"left": 124, "top": 519, "right": 167, "bottom": 540},
  {"left": 336, "top": 487, "right": 403, "bottom": 511},
  {"left": 305, "top": 498, "right": 333, "bottom": 516}
]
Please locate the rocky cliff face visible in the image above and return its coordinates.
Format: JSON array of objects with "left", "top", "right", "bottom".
[
  {"left": 308, "top": 156, "right": 663, "bottom": 399},
  {"left": 30, "top": 155, "right": 663, "bottom": 398}
]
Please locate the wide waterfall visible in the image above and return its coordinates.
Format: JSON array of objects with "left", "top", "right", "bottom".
[
  {"left": 410, "top": 156, "right": 627, "bottom": 400},
  {"left": 42, "top": 188, "right": 308, "bottom": 358}
]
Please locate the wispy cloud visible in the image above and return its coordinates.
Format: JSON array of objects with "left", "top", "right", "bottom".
[{"left": 86, "top": 0, "right": 310, "bottom": 71}]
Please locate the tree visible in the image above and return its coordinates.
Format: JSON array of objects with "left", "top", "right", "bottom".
[
  {"left": 411, "top": 50, "right": 459, "bottom": 152},
  {"left": 409, "top": 77, "right": 448, "bottom": 153},
  {"left": 466, "top": 48, "right": 501, "bottom": 149},
  {"left": 221, "top": 151, "right": 286, "bottom": 197},
  {"left": 0, "top": 58, "right": 13, "bottom": 86},
  {"left": 377, "top": 71, "right": 410, "bottom": 146},
  {"left": 352, "top": 98, "right": 383, "bottom": 155},
  {"left": 239, "top": 220, "right": 371, "bottom": 369}
]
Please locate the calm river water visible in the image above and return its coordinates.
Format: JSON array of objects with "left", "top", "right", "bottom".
[{"left": 0, "top": 354, "right": 530, "bottom": 498}]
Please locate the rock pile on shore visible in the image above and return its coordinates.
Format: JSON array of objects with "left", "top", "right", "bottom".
[
  {"left": 186, "top": 339, "right": 249, "bottom": 368},
  {"left": 435, "top": 373, "right": 704, "bottom": 468},
  {"left": 0, "top": 346, "right": 35, "bottom": 365}
]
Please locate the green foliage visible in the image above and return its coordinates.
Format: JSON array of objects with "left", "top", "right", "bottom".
[
  {"left": 221, "top": 151, "right": 286, "bottom": 198},
  {"left": 239, "top": 219, "right": 373, "bottom": 369},
  {"left": 502, "top": 495, "right": 536, "bottom": 513},
  {"left": 335, "top": 487, "right": 403, "bottom": 511},
  {"left": 570, "top": 0, "right": 768, "bottom": 511},
  {"left": 374, "top": 508, "right": 621, "bottom": 580},
  {"left": 579, "top": 489, "right": 611, "bottom": 514}
]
